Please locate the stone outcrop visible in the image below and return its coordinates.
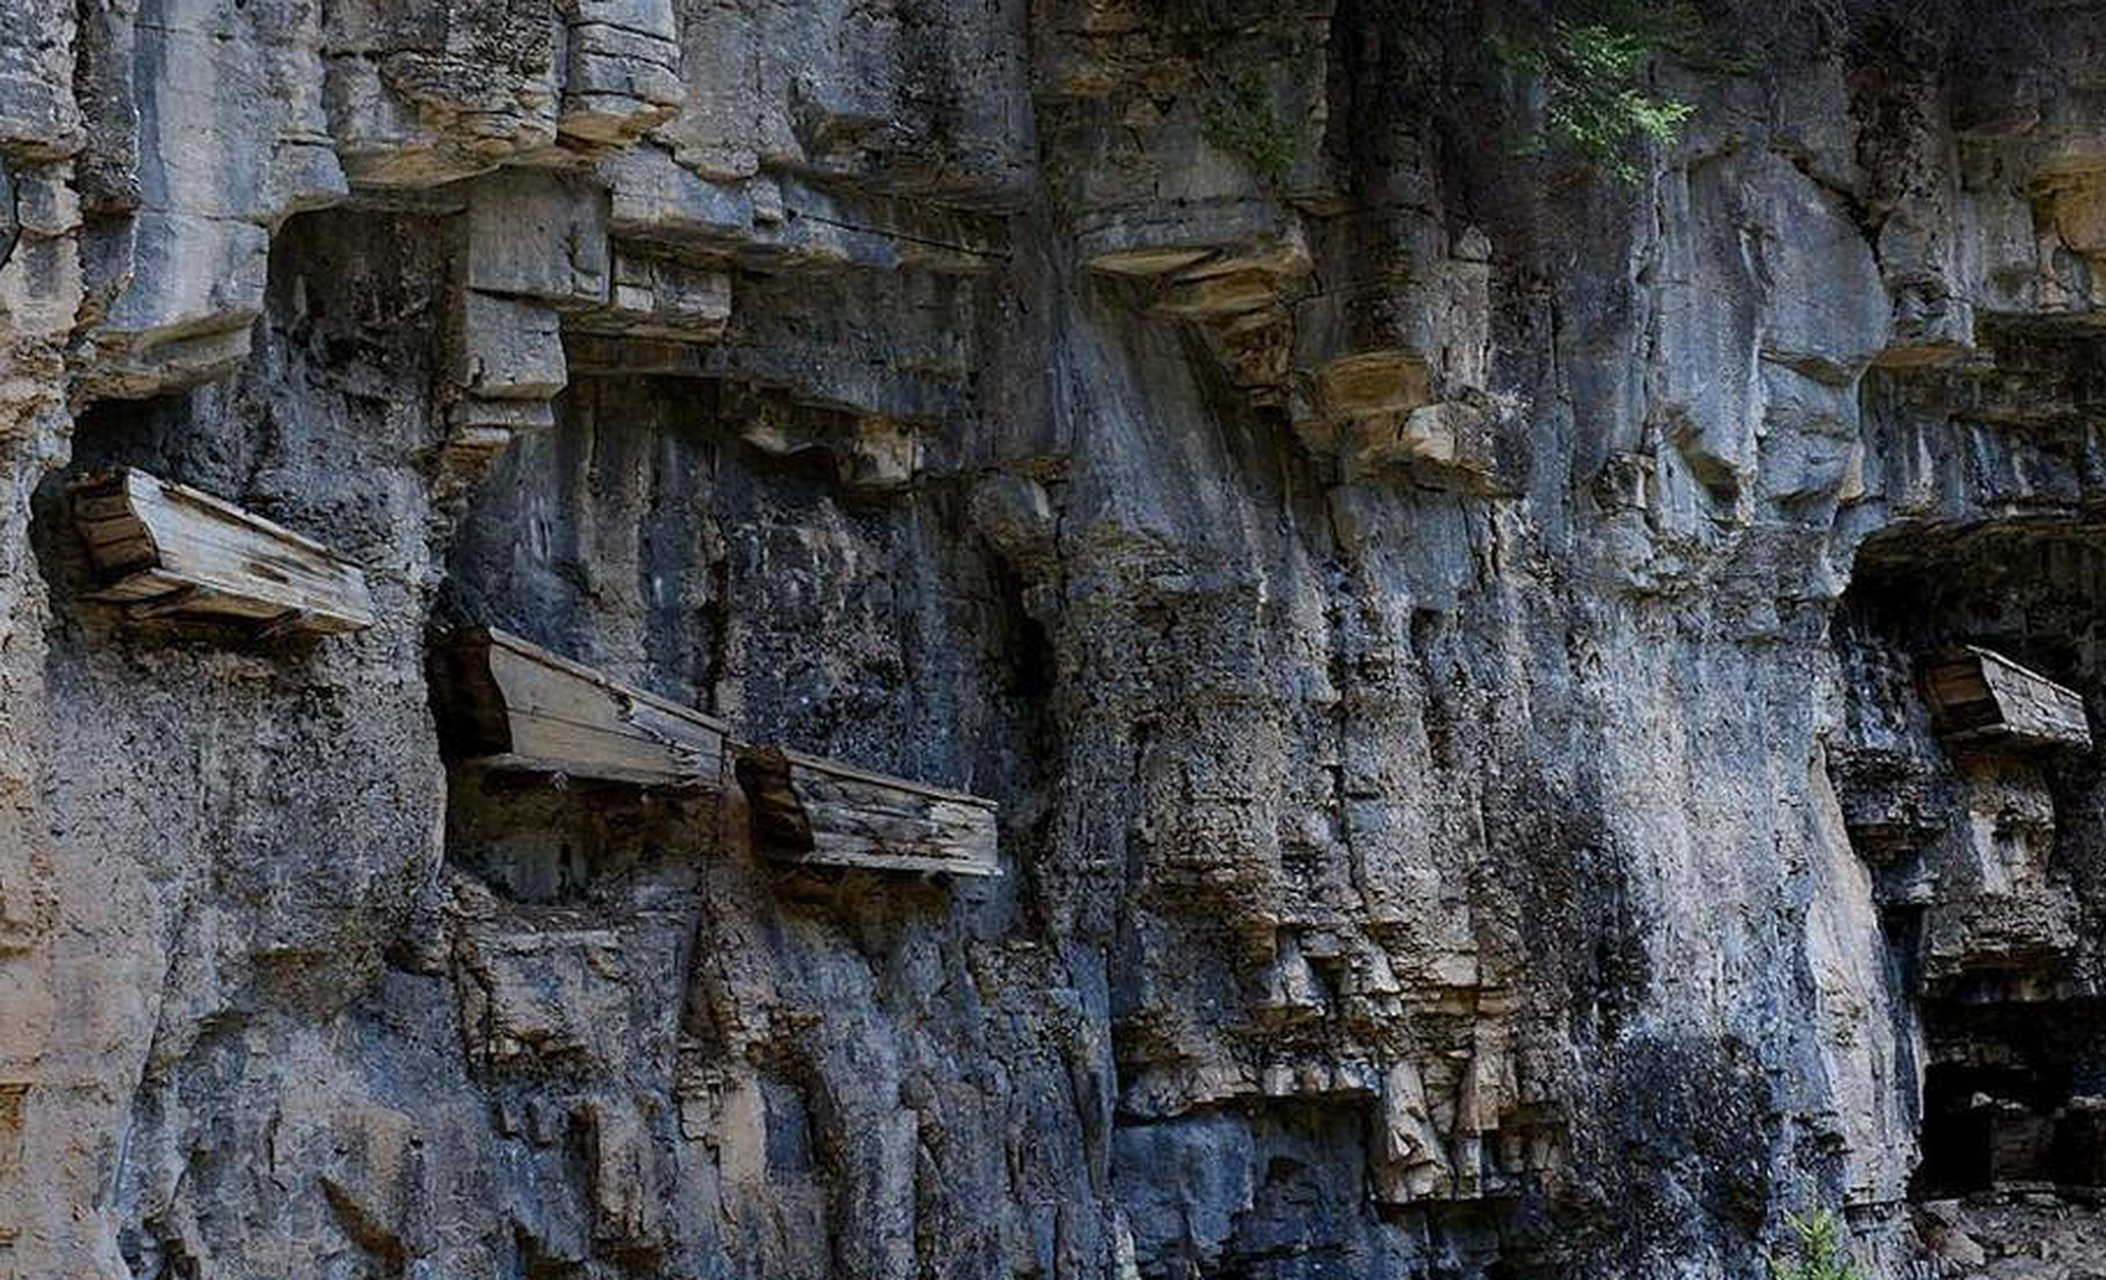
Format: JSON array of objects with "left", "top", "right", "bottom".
[{"left": 14, "top": 1, "right": 2106, "bottom": 1277}]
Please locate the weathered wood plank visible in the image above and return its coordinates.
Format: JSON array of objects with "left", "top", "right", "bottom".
[
  {"left": 734, "top": 744, "right": 998, "bottom": 877},
  {"left": 77, "top": 518, "right": 151, "bottom": 549},
  {"left": 73, "top": 492, "right": 137, "bottom": 521},
  {"left": 1923, "top": 646, "right": 2091, "bottom": 750},
  {"left": 432, "top": 627, "right": 730, "bottom": 788},
  {"left": 68, "top": 468, "right": 375, "bottom": 635}
]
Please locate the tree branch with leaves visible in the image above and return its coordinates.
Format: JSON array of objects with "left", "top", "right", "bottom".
[{"left": 1489, "top": 1, "right": 1739, "bottom": 183}]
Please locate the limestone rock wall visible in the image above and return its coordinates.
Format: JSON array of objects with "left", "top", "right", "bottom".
[{"left": 8, "top": 1, "right": 2106, "bottom": 1277}]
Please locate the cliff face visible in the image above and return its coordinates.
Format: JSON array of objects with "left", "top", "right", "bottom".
[{"left": 6, "top": 2, "right": 2106, "bottom": 1276}]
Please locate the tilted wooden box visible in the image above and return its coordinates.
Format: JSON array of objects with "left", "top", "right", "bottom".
[
  {"left": 432, "top": 627, "right": 730, "bottom": 787},
  {"left": 69, "top": 468, "right": 375, "bottom": 635},
  {"left": 734, "top": 744, "right": 999, "bottom": 877},
  {"left": 1922, "top": 646, "right": 2092, "bottom": 751}
]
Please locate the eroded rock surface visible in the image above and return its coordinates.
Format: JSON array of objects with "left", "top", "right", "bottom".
[{"left": 11, "top": 1, "right": 2106, "bottom": 1277}]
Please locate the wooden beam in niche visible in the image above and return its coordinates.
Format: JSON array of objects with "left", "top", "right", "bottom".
[
  {"left": 432, "top": 626, "right": 731, "bottom": 789},
  {"left": 68, "top": 468, "right": 375, "bottom": 636},
  {"left": 733, "top": 744, "right": 999, "bottom": 878},
  {"left": 1922, "top": 645, "right": 2092, "bottom": 751},
  {"left": 431, "top": 627, "right": 1000, "bottom": 876}
]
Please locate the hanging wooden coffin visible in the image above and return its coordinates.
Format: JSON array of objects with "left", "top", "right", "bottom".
[
  {"left": 432, "top": 626, "right": 730, "bottom": 787},
  {"left": 733, "top": 744, "right": 999, "bottom": 876},
  {"left": 1922, "top": 646, "right": 2091, "bottom": 751},
  {"left": 69, "top": 468, "right": 375, "bottom": 635}
]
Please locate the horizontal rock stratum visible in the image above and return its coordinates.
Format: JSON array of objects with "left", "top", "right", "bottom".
[{"left": 4, "top": 1, "right": 2106, "bottom": 1276}]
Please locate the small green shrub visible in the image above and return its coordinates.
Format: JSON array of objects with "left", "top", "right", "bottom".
[
  {"left": 1199, "top": 70, "right": 1300, "bottom": 191},
  {"left": 1490, "top": 2, "right": 1716, "bottom": 183},
  {"left": 1769, "top": 1208, "right": 1866, "bottom": 1280}
]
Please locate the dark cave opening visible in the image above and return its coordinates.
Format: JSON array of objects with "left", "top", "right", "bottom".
[
  {"left": 1918, "top": 1049, "right": 2063, "bottom": 1196},
  {"left": 1832, "top": 518, "right": 2106, "bottom": 1204},
  {"left": 1914, "top": 1001, "right": 2106, "bottom": 1196}
]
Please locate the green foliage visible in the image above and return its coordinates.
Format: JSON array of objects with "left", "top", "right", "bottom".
[
  {"left": 1769, "top": 1208, "right": 1866, "bottom": 1280},
  {"left": 1491, "top": 1, "right": 1727, "bottom": 183},
  {"left": 1199, "top": 70, "right": 1300, "bottom": 191}
]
